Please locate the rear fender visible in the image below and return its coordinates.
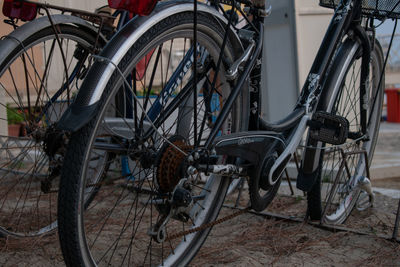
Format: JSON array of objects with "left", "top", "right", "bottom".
[{"left": 57, "top": 1, "right": 244, "bottom": 132}]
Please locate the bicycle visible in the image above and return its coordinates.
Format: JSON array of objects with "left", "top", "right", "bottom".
[
  {"left": 56, "top": 0, "right": 398, "bottom": 265},
  {"left": 0, "top": 0, "right": 244, "bottom": 238},
  {"left": 0, "top": 0, "right": 115, "bottom": 237}
]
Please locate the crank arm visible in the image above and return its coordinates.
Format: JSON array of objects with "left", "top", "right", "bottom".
[{"left": 268, "top": 115, "right": 310, "bottom": 185}]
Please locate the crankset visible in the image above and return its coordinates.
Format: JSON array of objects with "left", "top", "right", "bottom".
[{"left": 212, "top": 131, "right": 287, "bottom": 212}]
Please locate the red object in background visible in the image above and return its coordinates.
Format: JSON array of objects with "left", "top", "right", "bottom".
[
  {"left": 386, "top": 88, "right": 400, "bottom": 123},
  {"left": 135, "top": 48, "right": 155, "bottom": 81},
  {"left": 2, "top": 0, "right": 38, "bottom": 21},
  {"left": 108, "top": 0, "right": 158, "bottom": 16}
]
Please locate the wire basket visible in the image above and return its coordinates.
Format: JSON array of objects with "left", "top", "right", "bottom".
[{"left": 319, "top": 0, "right": 400, "bottom": 19}]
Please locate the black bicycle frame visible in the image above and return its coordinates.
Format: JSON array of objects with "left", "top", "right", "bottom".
[
  {"left": 201, "top": 0, "right": 365, "bottom": 150},
  {"left": 128, "top": 0, "right": 369, "bottom": 158}
]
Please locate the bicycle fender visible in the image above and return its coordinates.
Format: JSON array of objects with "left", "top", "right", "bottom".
[
  {"left": 297, "top": 32, "right": 367, "bottom": 192},
  {"left": 0, "top": 14, "right": 106, "bottom": 72},
  {"left": 57, "top": 1, "right": 244, "bottom": 132}
]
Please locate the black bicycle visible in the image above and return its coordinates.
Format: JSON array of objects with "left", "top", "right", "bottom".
[{"left": 56, "top": 0, "right": 398, "bottom": 265}]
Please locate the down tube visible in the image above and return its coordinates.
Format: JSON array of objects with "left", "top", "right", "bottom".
[{"left": 204, "top": 25, "right": 263, "bottom": 150}]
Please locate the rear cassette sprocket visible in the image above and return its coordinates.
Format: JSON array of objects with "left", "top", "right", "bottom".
[{"left": 156, "top": 135, "right": 192, "bottom": 193}]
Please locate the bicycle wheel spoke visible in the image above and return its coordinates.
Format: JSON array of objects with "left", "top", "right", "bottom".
[{"left": 0, "top": 21, "right": 98, "bottom": 237}]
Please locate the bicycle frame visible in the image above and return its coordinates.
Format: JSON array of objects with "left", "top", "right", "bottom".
[
  {"left": 144, "top": 0, "right": 369, "bottom": 157},
  {"left": 207, "top": 0, "right": 371, "bottom": 177},
  {"left": 56, "top": 0, "right": 374, "bottom": 184}
]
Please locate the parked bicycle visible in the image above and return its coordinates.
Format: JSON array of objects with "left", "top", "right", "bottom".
[
  {"left": 56, "top": 0, "right": 398, "bottom": 265},
  {"left": 0, "top": 0, "right": 245, "bottom": 238},
  {"left": 0, "top": 0, "right": 115, "bottom": 237}
]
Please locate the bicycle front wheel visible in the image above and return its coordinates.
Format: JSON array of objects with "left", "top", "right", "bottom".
[
  {"left": 0, "top": 21, "right": 100, "bottom": 237},
  {"left": 307, "top": 38, "right": 384, "bottom": 224},
  {"left": 58, "top": 10, "right": 248, "bottom": 266}
]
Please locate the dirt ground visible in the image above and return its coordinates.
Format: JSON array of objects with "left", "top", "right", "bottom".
[
  {"left": 0, "top": 188, "right": 399, "bottom": 266},
  {"left": 194, "top": 190, "right": 400, "bottom": 266},
  {"left": 1, "top": 127, "right": 400, "bottom": 266}
]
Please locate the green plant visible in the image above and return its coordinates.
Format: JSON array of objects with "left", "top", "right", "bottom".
[
  {"left": 6, "top": 106, "right": 25, "bottom": 125},
  {"left": 295, "top": 195, "right": 304, "bottom": 202}
]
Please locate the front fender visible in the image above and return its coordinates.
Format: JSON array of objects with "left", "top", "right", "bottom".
[{"left": 57, "top": 1, "right": 244, "bottom": 132}]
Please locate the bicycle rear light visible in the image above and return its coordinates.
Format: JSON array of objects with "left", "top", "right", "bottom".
[
  {"left": 2, "top": 0, "right": 38, "bottom": 21},
  {"left": 108, "top": 0, "right": 158, "bottom": 16}
]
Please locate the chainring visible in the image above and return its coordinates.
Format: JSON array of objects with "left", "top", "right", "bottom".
[{"left": 248, "top": 142, "right": 283, "bottom": 212}]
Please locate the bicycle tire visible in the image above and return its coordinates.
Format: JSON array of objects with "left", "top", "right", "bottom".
[
  {"left": 58, "top": 10, "right": 248, "bottom": 266},
  {"left": 307, "top": 37, "right": 384, "bottom": 224},
  {"left": 0, "top": 20, "right": 103, "bottom": 237}
]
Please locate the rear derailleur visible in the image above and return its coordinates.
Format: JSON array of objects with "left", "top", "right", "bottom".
[
  {"left": 148, "top": 179, "right": 195, "bottom": 243},
  {"left": 40, "top": 124, "right": 69, "bottom": 193}
]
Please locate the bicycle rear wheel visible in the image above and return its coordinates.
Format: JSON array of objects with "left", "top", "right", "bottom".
[
  {"left": 58, "top": 10, "right": 248, "bottom": 266},
  {"left": 307, "top": 38, "right": 384, "bottom": 224},
  {"left": 0, "top": 21, "right": 100, "bottom": 237}
]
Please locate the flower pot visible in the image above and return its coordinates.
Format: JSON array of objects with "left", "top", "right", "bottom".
[
  {"left": 19, "top": 123, "right": 27, "bottom": 137},
  {"left": 8, "top": 124, "right": 20, "bottom": 137}
]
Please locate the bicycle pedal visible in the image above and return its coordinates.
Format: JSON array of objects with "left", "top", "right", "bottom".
[{"left": 308, "top": 111, "right": 349, "bottom": 145}]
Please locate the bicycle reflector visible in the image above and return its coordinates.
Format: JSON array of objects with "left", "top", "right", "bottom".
[
  {"left": 108, "top": 0, "right": 158, "bottom": 16},
  {"left": 2, "top": 0, "right": 38, "bottom": 21}
]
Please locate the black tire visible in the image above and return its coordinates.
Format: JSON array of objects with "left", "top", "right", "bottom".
[
  {"left": 0, "top": 24, "right": 101, "bottom": 237},
  {"left": 58, "top": 10, "right": 248, "bottom": 266},
  {"left": 307, "top": 38, "right": 384, "bottom": 224}
]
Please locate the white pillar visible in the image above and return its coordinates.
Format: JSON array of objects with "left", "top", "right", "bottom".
[
  {"left": 261, "top": 0, "right": 332, "bottom": 122},
  {"left": 261, "top": 0, "right": 299, "bottom": 122}
]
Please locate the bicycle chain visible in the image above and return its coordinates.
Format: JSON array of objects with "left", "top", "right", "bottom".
[
  {"left": 166, "top": 206, "right": 250, "bottom": 241},
  {"left": 157, "top": 136, "right": 251, "bottom": 241}
]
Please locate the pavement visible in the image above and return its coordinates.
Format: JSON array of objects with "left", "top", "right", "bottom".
[
  {"left": 371, "top": 122, "right": 400, "bottom": 180},
  {"left": 369, "top": 121, "right": 400, "bottom": 198}
]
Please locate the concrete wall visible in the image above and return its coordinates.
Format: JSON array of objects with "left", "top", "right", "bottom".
[{"left": 294, "top": 0, "right": 332, "bottom": 86}]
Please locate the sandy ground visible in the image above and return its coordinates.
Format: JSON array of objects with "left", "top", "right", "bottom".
[
  {"left": 1, "top": 123, "right": 400, "bottom": 266},
  {"left": 0, "top": 191, "right": 399, "bottom": 266}
]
